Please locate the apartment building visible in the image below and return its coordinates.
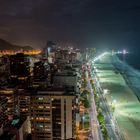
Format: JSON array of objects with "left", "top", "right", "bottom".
[{"left": 30, "top": 87, "right": 76, "bottom": 140}]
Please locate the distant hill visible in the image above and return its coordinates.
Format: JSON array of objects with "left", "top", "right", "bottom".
[
  {"left": 0, "top": 38, "right": 33, "bottom": 51},
  {"left": 21, "top": 46, "right": 33, "bottom": 51}
]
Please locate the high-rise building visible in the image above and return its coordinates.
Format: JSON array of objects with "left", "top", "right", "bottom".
[
  {"left": 53, "top": 70, "right": 78, "bottom": 92},
  {"left": 42, "top": 41, "right": 56, "bottom": 63},
  {"left": 0, "top": 87, "right": 19, "bottom": 119},
  {"left": 9, "top": 53, "right": 31, "bottom": 87},
  {"left": 55, "top": 49, "right": 70, "bottom": 63},
  {"left": 0, "top": 116, "right": 30, "bottom": 140},
  {"left": 55, "top": 48, "right": 78, "bottom": 64},
  {"left": 19, "top": 93, "right": 30, "bottom": 117},
  {"left": 33, "top": 61, "right": 50, "bottom": 88},
  {"left": 33, "top": 61, "right": 48, "bottom": 80},
  {"left": 30, "top": 87, "right": 76, "bottom": 140},
  {"left": 0, "top": 96, "right": 8, "bottom": 136}
]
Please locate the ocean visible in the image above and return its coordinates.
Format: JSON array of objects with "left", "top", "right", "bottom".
[
  {"left": 117, "top": 50, "right": 140, "bottom": 70},
  {"left": 113, "top": 53, "right": 140, "bottom": 101}
]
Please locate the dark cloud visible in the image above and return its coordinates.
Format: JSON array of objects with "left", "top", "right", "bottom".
[{"left": 0, "top": 0, "right": 140, "bottom": 48}]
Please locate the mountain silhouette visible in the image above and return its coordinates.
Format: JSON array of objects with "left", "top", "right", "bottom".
[{"left": 0, "top": 38, "right": 33, "bottom": 51}]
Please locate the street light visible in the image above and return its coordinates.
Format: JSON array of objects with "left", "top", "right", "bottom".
[
  {"left": 82, "top": 115, "right": 85, "bottom": 129},
  {"left": 103, "top": 89, "right": 109, "bottom": 95},
  {"left": 122, "top": 49, "right": 127, "bottom": 63},
  {"left": 111, "top": 99, "right": 117, "bottom": 113},
  {"left": 113, "top": 99, "right": 117, "bottom": 104}
]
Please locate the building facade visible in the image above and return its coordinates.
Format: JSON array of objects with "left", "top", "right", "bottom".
[
  {"left": 0, "top": 96, "right": 8, "bottom": 136},
  {"left": 0, "top": 87, "right": 18, "bottom": 119},
  {"left": 9, "top": 53, "right": 31, "bottom": 87},
  {"left": 30, "top": 88, "right": 76, "bottom": 140}
]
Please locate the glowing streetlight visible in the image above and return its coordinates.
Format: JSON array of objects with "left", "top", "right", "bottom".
[
  {"left": 103, "top": 89, "right": 109, "bottom": 95},
  {"left": 93, "top": 52, "right": 109, "bottom": 62},
  {"left": 113, "top": 99, "right": 117, "bottom": 104},
  {"left": 123, "top": 49, "right": 126, "bottom": 55},
  {"left": 82, "top": 115, "right": 85, "bottom": 129}
]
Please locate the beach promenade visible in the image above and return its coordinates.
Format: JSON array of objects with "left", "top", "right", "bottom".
[{"left": 93, "top": 53, "right": 140, "bottom": 140}]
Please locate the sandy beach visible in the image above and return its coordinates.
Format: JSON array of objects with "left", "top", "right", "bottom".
[{"left": 94, "top": 52, "right": 140, "bottom": 140}]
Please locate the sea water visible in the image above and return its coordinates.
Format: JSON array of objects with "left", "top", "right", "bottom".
[{"left": 112, "top": 53, "right": 140, "bottom": 101}]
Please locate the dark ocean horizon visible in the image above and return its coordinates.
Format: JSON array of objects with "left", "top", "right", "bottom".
[{"left": 117, "top": 49, "right": 140, "bottom": 71}]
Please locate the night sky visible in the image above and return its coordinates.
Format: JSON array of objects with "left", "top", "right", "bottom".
[{"left": 0, "top": 0, "right": 140, "bottom": 50}]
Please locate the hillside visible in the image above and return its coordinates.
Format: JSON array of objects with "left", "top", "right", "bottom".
[{"left": 0, "top": 39, "right": 33, "bottom": 51}]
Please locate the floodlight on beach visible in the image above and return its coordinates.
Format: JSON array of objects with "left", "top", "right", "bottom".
[
  {"left": 123, "top": 49, "right": 126, "bottom": 55},
  {"left": 103, "top": 89, "right": 109, "bottom": 95},
  {"left": 113, "top": 99, "right": 117, "bottom": 104},
  {"left": 93, "top": 52, "right": 109, "bottom": 62}
]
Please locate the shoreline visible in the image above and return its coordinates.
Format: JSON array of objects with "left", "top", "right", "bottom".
[
  {"left": 94, "top": 53, "right": 140, "bottom": 140},
  {"left": 112, "top": 54, "right": 140, "bottom": 101}
]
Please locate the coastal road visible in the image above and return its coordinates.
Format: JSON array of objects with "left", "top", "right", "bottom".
[
  {"left": 86, "top": 70, "right": 101, "bottom": 140},
  {"left": 91, "top": 64, "right": 123, "bottom": 140}
]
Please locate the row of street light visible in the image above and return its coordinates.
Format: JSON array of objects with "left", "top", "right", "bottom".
[{"left": 89, "top": 52, "right": 122, "bottom": 140}]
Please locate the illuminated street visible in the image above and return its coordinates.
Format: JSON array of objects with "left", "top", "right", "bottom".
[
  {"left": 84, "top": 69, "right": 100, "bottom": 140},
  {"left": 88, "top": 81, "right": 101, "bottom": 140}
]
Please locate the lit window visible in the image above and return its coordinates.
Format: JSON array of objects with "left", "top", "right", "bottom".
[
  {"left": 38, "top": 106, "right": 43, "bottom": 109},
  {"left": 39, "top": 125, "right": 43, "bottom": 128},
  {"left": 38, "top": 97, "right": 43, "bottom": 100}
]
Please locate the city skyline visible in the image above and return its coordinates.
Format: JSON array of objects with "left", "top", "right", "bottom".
[{"left": 0, "top": 1, "right": 140, "bottom": 140}]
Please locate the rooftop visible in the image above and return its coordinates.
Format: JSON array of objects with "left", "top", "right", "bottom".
[
  {"left": 18, "top": 86, "right": 76, "bottom": 96},
  {"left": 4, "top": 116, "right": 26, "bottom": 130},
  {"left": 0, "top": 132, "right": 16, "bottom": 140}
]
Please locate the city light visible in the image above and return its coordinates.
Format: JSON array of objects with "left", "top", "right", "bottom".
[
  {"left": 103, "top": 89, "right": 109, "bottom": 95},
  {"left": 93, "top": 52, "right": 109, "bottom": 62},
  {"left": 113, "top": 99, "right": 117, "bottom": 104},
  {"left": 116, "top": 49, "right": 129, "bottom": 54}
]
